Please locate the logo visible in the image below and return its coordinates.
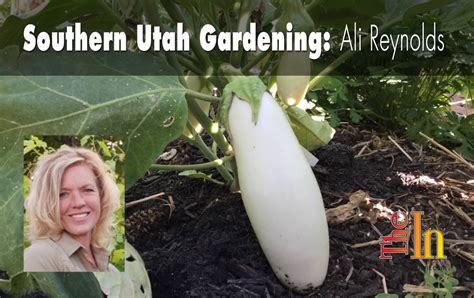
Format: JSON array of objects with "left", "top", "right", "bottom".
[{"left": 379, "top": 210, "right": 446, "bottom": 260}]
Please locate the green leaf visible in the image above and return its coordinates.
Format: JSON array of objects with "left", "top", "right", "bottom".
[
  {"left": 0, "top": 137, "right": 23, "bottom": 276},
  {"left": 311, "top": 76, "right": 346, "bottom": 91},
  {"left": 0, "top": 279, "right": 10, "bottom": 293},
  {"left": 262, "top": 0, "right": 278, "bottom": 26},
  {"left": 329, "top": 112, "right": 341, "bottom": 127},
  {"left": 80, "top": 135, "right": 91, "bottom": 147},
  {"left": 179, "top": 170, "right": 225, "bottom": 185},
  {"left": 0, "top": 0, "right": 117, "bottom": 49},
  {"left": 118, "top": 0, "right": 137, "bottom": 17},
  {"left": 350, "top": 110, "right": 362, "bottom": 123},
  {"left": 307, "top": 0, "right": 385, "bottom": 27},
  {"left": 95, "top": 242, "right": 152, "bottom": 297},
  {"left": 0, "top": 44, "right": 175, "bottom": 75},
  {"left": 10, "top": 272, "right": 103, "bottom": 297},
  {"left": 383, "top": 0, "right": 456, "bottom": 24},
  {"left": 424, "top": 273, "right": 437, "bottom": 288},
  {"left": 287, "top": 106, "right": 335, "bottom": 151},
  {"left": 98, "top": 140, "right": 112, "bottom": 157},
  {"left": 220, "top": 76, "right": 267, "bottom": 132},
  {"left": 403, "top": 0, "right": 457, "bottom": 18},
  {"left": 23, "top": 175, "right": 31, "bottom": 199},
  {"left": 110, "top": 248, "right": 125, "bottom": 271},
  {"left": 375, "top": 294, "right": 399, "bottom": 298},
  {"left": 0, "top": 48, "right": 187, "bottom": 276},
  {"left": 23, "top": 140, "right": 35, "bottom": 155}
]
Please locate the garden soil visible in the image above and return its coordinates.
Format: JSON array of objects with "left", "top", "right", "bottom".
[{"left": 126, "top": 124, "right": 473, "bottom": 297}]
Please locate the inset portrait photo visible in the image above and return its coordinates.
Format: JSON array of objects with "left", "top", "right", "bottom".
[{"left": 23, "top": 135, "right": 125, "bottom": 272}]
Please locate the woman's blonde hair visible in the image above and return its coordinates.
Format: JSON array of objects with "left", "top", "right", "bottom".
[{"left": 25, "top": 146, "right": 120, "bottom": 249}]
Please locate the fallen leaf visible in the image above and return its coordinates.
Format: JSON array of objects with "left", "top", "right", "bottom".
[{"left": 326, "top": 190, "right": 369, "bottom": 225}]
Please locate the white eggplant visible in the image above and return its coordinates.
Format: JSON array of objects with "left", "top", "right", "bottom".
[
  {"left": 275, "top": 0, "right": 313, "bottom": 107},
  {"left": 228, "top": 92, "right": 329, "bottom": 292},
  {"left": 277, "top": 51, "right": 311, "bottom": 106}
]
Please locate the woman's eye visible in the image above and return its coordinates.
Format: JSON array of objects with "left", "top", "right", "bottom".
[
  {"left": 85, "top": 188, "right": 95, "bottom": 192},
  {"left": 59, "top": 192, "right": 68, "bottom": 198}
]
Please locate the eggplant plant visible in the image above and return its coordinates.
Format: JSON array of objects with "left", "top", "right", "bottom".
[{"left": 0, "top": 0, "right": 468, "bottom": 296}]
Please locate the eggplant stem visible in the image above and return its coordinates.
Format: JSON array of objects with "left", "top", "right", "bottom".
[
  {"left": 185, "top": 90, "right": 221, "bottom": 103},
  {"left": 150, "top": 154, "right": 234, "bottom": 171},
  {"left": 242, "top": 51, "right": 271, "bottom": 74},
  {"left": 179, "top": 130, "right": 234, "bottom": 185}
]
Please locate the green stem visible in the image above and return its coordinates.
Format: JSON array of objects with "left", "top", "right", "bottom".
[
  {"left": 160, "top": 1, "right": 213, "bottom": 71},
  {"left": 230, "top": 0, "right": 252, "bottom": 67},
  {"left": 466, "top": 78, "right": 473, "bottom": 116},
  {"left": 185, "top": 90, "right": 221, "bottom": 103},
  {"left": 169, "top": 53, "right": 186, "bottom": 85},
  {"left": 177, "top": 52, "right": 200, "bottom": 66},
  {"left": 260, "top": 51, "right": 276, "bottom": 76},
  {"left": 177, "top": 55, "right": 204, "bottom": 76},
  {"left": 206, "top": 75, "right": 225, "bottom": 91},
  {"left": 224, "top": 9, "right": 233, "bottom": 31},
  {"left": 181, "top": 74, "right": 230, "bottom": 161},
  {"left": 141, "top": 0, "right": 161, "bottom": 26},
  {"left": 186, "top": 97, "right": 232, "bottom": 155},
  {"left": 305, "top": 0, "right": 322, "bottom": 11},
  {"left": 182, "top": 124, "right": 233, "bottom": 184},
  {"left": 308, "top": 19, "right": 400, "bottom": 90},
  {"left": 242, "top": 51, "right": 271, "bottom": 74},
  {"left": 200, "top": 7, "right": 221, "bottom": 35},
  {"left": 189, "top": 139, "right": 233, "bottom": 184},
  {"left": 100, "top": 0, "right": 136, "bottom": 39},
  {"left": 150, "top": 154, "right": 234, "bottom": 171},
  {"left": 140, "top": 0, "right": 186, "bottom": 85}
]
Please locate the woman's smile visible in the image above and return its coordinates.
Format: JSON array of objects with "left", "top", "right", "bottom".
[{"left": 69, "top": 212, "right": 90, "bottom": 220}]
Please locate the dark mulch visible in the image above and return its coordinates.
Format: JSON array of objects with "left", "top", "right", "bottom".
[{"left": 126, "top": 124, "right": 474, "bottom": 297}]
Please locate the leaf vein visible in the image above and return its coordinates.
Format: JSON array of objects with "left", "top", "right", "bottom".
[
  {"left": 127, "top": 94, "right": 162, "bottom": 145},
  {"left": 23, "top": 77, "right": 92, "bottom": 107},
  {"left": 0, "top": 118, "right": 22, "bottom": 127},
  {"left": 0, "top": 130, "right": 23, "bottom": 169},
  {"left": 89, "top": 55, "right": 163, "bottom": 88},
  {"left": 76, "top": 110, "right": 91, "bottom": 134},
  {"left": 0, "top": 188, "right": 21, "bottom": 211},
  {"left": 0, "top": 88, "right": 185, "bottom": 135}
]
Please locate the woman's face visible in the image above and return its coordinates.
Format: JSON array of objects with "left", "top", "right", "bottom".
[{"left": 59, "top": 163, "right": 101, "bottom": 242}]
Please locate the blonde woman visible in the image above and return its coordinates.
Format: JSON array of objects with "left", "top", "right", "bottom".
[{"left": 24, "top": 146, "right": 120, "bottom": 272}]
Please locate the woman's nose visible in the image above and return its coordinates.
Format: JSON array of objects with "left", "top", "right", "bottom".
[{"left": 71, "top": 191, "right": 86, "bottom": 207}]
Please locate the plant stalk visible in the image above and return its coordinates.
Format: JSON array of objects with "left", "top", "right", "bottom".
[
  {"left": 160, "top": 1, "right": 213, "bottom": 71},
  {"left": 230, "top": 0, "right": 252, "bottom": 67},
  {"left": 100, "top": 0, "right": 136, "bottom": 39},
  {"left": 150, "top": 154, "right": 234, "bottom": 171},
  {"left": 185, "top": 90, "right": 221, "bottom": 103},
  {"left": 305, "top": 0, "right": 322, "bottom": 11},
  {"left": 177, "top": 52, "right": 200, "bottom": 66},
  {"left": 186, "top": 97, "right": 232, "bottom": 156},
  {"left": 139, "top": 0, "right": 187, "bottom": 85},
  {"left": 141, "top": 0, "right": 161, "bottom": 26},
  {"left": 242, "top": 51, "right": 271, "bottom": 74},
  {"left": 182, "top": 125, "right": 234, "bottom": 184},
  {"left": 259, "top": 51, "right": 276, "bottom": 76},
  {"left": 177, "top": 55, "right": 204, "bottom": 76}
]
